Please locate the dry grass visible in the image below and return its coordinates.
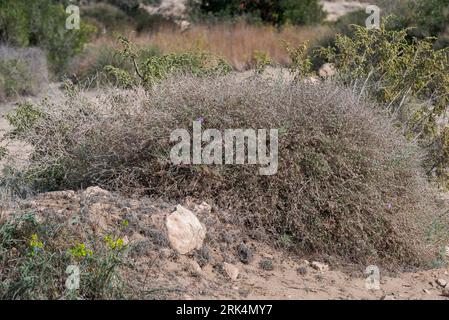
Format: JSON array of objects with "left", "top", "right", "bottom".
[
  {"left": 5, "top": 75, "right": 448, "bottom": 268},
  {"left": 85, "top": 22, "right": 332, "bottom": 70}
]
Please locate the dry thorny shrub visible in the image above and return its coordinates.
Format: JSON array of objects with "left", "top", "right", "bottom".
[{"left": 3, "top": 76, "right": 448, "bottom": 269}]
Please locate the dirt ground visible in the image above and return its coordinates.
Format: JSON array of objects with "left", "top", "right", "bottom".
[{"left": 4, "top": 186, "right": 448, "bottom": 300}]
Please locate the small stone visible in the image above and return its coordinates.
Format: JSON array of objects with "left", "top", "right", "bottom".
[
  {"left": 436, "top": 278, "right": 447, "bottom": 288},
  {"left": 43, "top": 190, "right": 78, "bottom": 200},
  {"left": 195, "top": 201, "right": 212, "bottom": 214},
  {"left": 423, "top": 289, "right": 431, "bottom": 294},
  {"left": 159, "top": 248, "right": 172, "bottom": 259},
  {"left": 223, "top": 262, "right": 239, "bottom": 281},
  {"left": 166, "top": 205, "right": 206, "bottom": 254},
  {"left": 311, "top": 261, "right": 329, "bottom": 272},
  {"left": 189, "top": 260, "right": 202, "bottom": 274},
  {"left": 318, "top": 63, "right": 336, "bottom": 78},
  {"left": 300, "top": 259, "right": 310, "bottom": 266},
  {"left": 304, "top": 76, "right": 320, "bottom": 85},
  {"left": 83, "top": 186, "right": 110, "bottom": 198},
  {"left": 445, "top": 246, "right": 449, "bottom": 258}
]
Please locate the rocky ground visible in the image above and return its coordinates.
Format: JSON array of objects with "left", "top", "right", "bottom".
[{"left": 1, "top": 186, "right": 449, "bottom": 300}]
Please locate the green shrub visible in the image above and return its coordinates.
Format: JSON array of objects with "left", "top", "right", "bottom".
[
  {"left": 280, "top": 0, "right": 326, "bottom": 25},
  {"left": 105, "top": 0, "right": 140, "bottom": 12},
  {"left": 106, "top": 36, "right": 231, "bottom": 88},
  {"left": 191, "top": 0, "right": 326, "bottom": 25},
  {"left": 0, "top": 0, "right": 96, "bottom": 74},
  {"left": 81, "top": 3, "right": 133, "bottom": 33},
  {"left": 93, "top": 0, "right": 175, "bottom": 32},
  {"left": 407, "top": 0, "right": 449, "bottom": 49},
  {"left": 252, "top": 50, "right": 271, "bottom": 75},
  {"left": 378, "top": 0, "right": 449, "bottom": 49},
  {"left": 319, "top": 23, "right": 449, "bottom": 187},
  {"left": 68, "top": 43, "right": 161, "bottom": 88},
  {"left": 0, "top": 60, "right": 32, "bottom": 102},
  {"left": 128, "top": 8, "right": 176, "bottom": 32},
  {"left": 0, "top": 47, "right": 48, "bottom": 102},
  {"left": 5, "top": 76, "right": 448, "bottom": 268},
  {"left": 285, "top": 41, "right": 313, "bottom": 82}
]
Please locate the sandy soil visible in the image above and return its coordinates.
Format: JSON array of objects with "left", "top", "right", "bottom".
[
  {"left": 160, "top": 248, "right": 449, "bottom": 300},
  {"left": 321, "top": 0, "right": 368, "bottom": 22}
]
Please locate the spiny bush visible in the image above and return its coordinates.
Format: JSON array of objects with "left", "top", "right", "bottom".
[
  {"left": 0, "top": 47, "right": 48, "bottom": 103},
  {"left": 4, "top": 76, "right": 448, "bottom": 268},
  {"left": 0, "top": 211, "right": 127, "bottom": 299},
  {"left": 319, "top": 23, "right": 449, "bottom": 187}
]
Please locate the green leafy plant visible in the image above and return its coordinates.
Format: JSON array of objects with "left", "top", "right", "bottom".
[
  {"left": 252, "top": 50, "right": 271, "bottom": 75},
  {"left": 319, "top": 22, "right": 449, "bottom": 187},
  {"left": 285, "top": 41, "right": 313, "bottom": 82},
  {"left": 0, "top": 212, "right": 127, "bottom": 299},
  {"left": 0, "top": 0, "right": 96, "bottom": 73},
  {"left": 105, "top": 36, "right": 232, "bottom": 88},
  {"left": 5, "top": 101, "right": 43, "bottom": 137},
  {"left": 69, "top": 243, "right": 93, "bottom": 259},
  {"left": 381, "top": 0, "right": 449, "bottom": 49},
  {"left": 0, "top": 59, "right": 32, "bottom": 102}
]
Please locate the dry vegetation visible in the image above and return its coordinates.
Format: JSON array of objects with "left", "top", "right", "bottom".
[
  {"left": 140, "top": 22, "right": 333, "bottom": 69},
  {"left": 74, "top": 22, "right": 332, "bottom": 73},
  {"left": 2, "top": 0, "right": 449, "bottom": 300},
  {"left": 4, "top": 75, "right": 448, "bottom": 269}
]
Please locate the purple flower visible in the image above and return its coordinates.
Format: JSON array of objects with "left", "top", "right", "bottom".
[
  {"left": 196, "top": 117, "right": 204, "bottom": 124},
  {"left": 387, "top": 203, "right": 392, "bottom": 210}
]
